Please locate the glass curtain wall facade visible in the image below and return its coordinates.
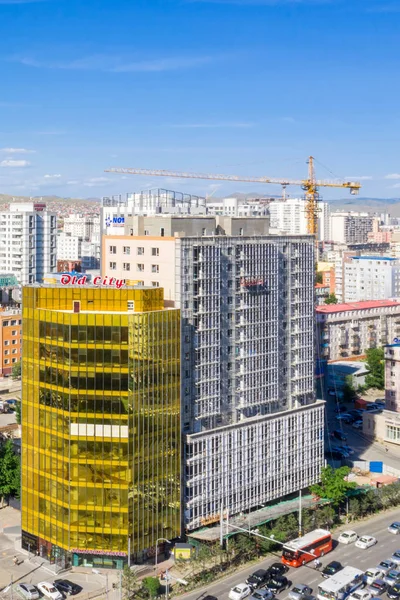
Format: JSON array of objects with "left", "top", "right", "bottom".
[{"left": 21, "top": 286, "right": 180, "bottom": 568}]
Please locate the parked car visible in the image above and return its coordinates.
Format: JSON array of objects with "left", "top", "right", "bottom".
[
  {"left": 375, "top": 401, "right": 385, "bottom": 408},
  {"left": 249, "top": 591, "right": 274, "bottom": 600},
  {"left": 335, "top": 405, "right": 349, "bottom": 413},
  {"left": 229, "top": 584, "right": 252, "bottom": 600},
  {"left": 391, "top": 551, "right": 400, "bottom": 566},
  {"left": 333, "top": 430, "right": 347, "bottom": 441},
  {"left": 338, "top": 530, "right": 358, "bottom": 544},
  {"left": 53, "top": 581, "right": 81, "bottom": 596},
  {"left": 388, "top": 584, "right": 400, "bottom": 599},
  {"left": 389, "top": 523, "right": 400, "bottom": 535},
  {"left": 340, "top": 444, "right": 355, "bottom": 455},
  {"left": 366, "top": 403, "right": 380, "bottom": 412},
  {"left": 364, "top": 569, "right": 385, "bottom": 585},
  {"left": 266, "top": 576, "right": 291, "bottom": 595},
  {"left": 332, "top": 447, "right": 350, "bottom": 457},
  {"left": 246, "top": 570, "right": 270, "bottom": 590},
  {"left": 36, "top": 583, "right": 62, "bottom": 600},
  {"left": 267, "top": 563, "right": 289, "bottom": 577},
  {"left": 325, "top": 450, "right": 346, "bottom": 461},
  {"left": 366, "top": 580, "right": 387, "bottom": 597},
  {"left": 377, "top": 560, "right": 397, "bottom": 574},
  {"left": 336, "top": 414, "right": 353, "bottom": 421},
  {"left": 289, "top": 584, "right": 312, "bottom": 600},
  {"left": 322, "top": 561, "right": 343, "bottom": 579},
  {"left": 16, "top": 584, "right": 39, "bottom": 600},
  {"left": 384, "top": 571, "right": 400, "bottom": 586},
  {"left": 353, "top": 420, "right": 363, "bottom": 429},
  {"left": 349, "top": 409, "right": 364, "bottom": 418},
  {"left": 355, "top": 536, "right": 377, "bottom": 549},
  {"left": 348, "top": 591, "right": 372, "bottom": 600}
]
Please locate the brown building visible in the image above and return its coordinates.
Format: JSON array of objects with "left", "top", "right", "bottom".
[
  {"left": 0, "top": 309, "right": 22, "bottom": 376},
  {"left": 57, "top": 260, "right": 81, "bottom": 273}
]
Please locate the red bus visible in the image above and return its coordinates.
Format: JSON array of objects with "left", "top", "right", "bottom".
[{"left": 281, "top": 529, "right": 332, "bottom": 568}]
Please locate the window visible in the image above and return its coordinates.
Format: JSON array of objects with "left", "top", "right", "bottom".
[
  {"left": 137, "top": 264, "right": 144, "bottom": 272},
  {"left": 151, "top": 281, "right": 160, "bottom": 287},
  {"left": 11, "top": 330, "right": 17, "bottom": 336},
  {"left": 4, "top": 341, "right": 9, "bottom": 346},
  {"left": 137, "top": 247, "right": 144, "bottom": 255},
  {"left": 4, "top": 350, "right": 8, "bottom": 355},
  {"left": 151, "top": 247, "right": 159, "bottom": 256},
  {"left": 4, "top": 359, "right": 9, "bottom": 364},
  {"left": 109, "top": 245, "right": 117, "bottom": 254},
  {"left": 144, "top": 230, "right": 149, "bottom": 236},
  {"left": 109, "top": 262, "right": 116, "bottom": 270},
  {"left": 151, "top": 265, "right": 159, "bottom": 273},
  {"left": 123, "top": 246, "right": 131, "bottom": 255},
  {"left": 11, "top": 320, "right": 16, "bottom": 326},
  {"left": 12, "top": 349, "right": 17, "bottom": 354},
  {"left": 123, "top": 263, "right": 131, "bottom": 271},
  {"left": 160, "top": 228, "right": 165, "bottom": 237},
  {"left": 12, "top": 340, "right": 17, "bottom": 345},
  {"left": 11, "top": 358, "right": 16, "bottom": 363},
  {"left": 2, "top": 321, "right": 9, "bottom": 327}
]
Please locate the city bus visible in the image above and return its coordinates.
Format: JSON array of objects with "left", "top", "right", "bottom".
[
  {"left": 317, "top": 567, "right": 364, "bottom": 600},
  {"left": 281, "top": 529, "right": 332, "bottom": 568}
]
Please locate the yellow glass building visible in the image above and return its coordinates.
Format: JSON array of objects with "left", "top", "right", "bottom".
[{"left": 21, "top": 285, "right": 180, "bottom": 569}]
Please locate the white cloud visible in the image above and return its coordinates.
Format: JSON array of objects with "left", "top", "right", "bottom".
[
  {"left": 0, "top": 147, "right": 35, "bottom": 154},
  {"left": 390, "top": 183, "right": 400, "bottom": 189},
  {"left": 169, "top": 122, "right": 254, "bottom": 129},
  {"left": 44, "top": 174, "right": 61, "bottom": 179},
  {"left": 83, "top": 176, "right": 111, "bottom": 187},
  {"left": 385, "top": 173, "right": 400, "bottom": 180},
  {"left": 0, "top": 159, "right": 31, "bottom": 168},
  {"left": 66, "top": 180, "right": 79, "bottom": 185},
  {"left": 344, "top": 175, "right": 373, "bottom": 181}
]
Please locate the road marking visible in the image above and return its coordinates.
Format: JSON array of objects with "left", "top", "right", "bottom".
[
  {"left": 308, "top": 579, "right": 318, "bottom": 584},
  {"left": 360, "top": 558, "right": 368, "bottom": 563}
]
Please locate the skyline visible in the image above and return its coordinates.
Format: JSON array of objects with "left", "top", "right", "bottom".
[{"left": 1, "top": 0, "right": 400, "bottom": 198}]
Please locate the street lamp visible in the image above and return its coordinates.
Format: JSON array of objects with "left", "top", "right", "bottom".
[
  {"left": 154, "top": 538, "right": 171, "bottom": 573},
  {"left": 162, "top": 569, "right": 188, "bottom": 600}
]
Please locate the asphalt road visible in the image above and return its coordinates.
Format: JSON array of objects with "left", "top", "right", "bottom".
[{"left": 179, "top": 510, "right": 400, "bottom": 600}]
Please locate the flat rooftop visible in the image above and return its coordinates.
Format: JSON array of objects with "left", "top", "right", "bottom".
[{"left": 317, "top": 299, "right": 400, "bottom": 314}]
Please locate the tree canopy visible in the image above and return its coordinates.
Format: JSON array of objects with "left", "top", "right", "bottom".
[
  {"left": 324, "top": 293, "right": 338, "bottom": 305},
  {"left": 310, "top": 466, "right": 357, "bottom": 505},
  {"left": 11, "top": 362, "right": 21, "bottom": 380},
  {"left": 365, "top": 347, "right": 384, "bottom": 389},
  {"left": 0, "top": 440, "right": 20, "bottom": 499}
]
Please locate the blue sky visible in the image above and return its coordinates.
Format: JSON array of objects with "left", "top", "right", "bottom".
[{"left": 1, "top": 0, "right": 400, "bottom": 199}]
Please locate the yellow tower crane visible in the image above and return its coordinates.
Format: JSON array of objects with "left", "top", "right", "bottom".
[{"left": 105, "top": 156, "right": 361, "bottom": 237}]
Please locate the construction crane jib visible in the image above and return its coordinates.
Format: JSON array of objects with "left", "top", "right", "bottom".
[{"left": 105, "top": 156, "right": 361, "bottom": 237}]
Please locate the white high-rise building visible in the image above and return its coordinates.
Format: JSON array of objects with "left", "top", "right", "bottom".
[
  {"left": 56, "top": 232, "right": 82, "bottom": 261},
  {"left": 0, "top": 202, "right": 57, "bottom": 284},
  {"left": 63, "top": 214, "right": 100, "bottom": 240},
  {"left": 207, "top": 197, "right": 270, "bottom": 217},
  {"left": 330, "top": 212, "right": 375, "bottom": 244},
  {"left": 268, "top": 198, "right": 331, "bottom": 241},
  {"left": 344, "top": 256, "right": 400, "bottom": 302}
]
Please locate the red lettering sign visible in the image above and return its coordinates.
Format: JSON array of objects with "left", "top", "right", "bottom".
[{"left": 60, "top": 274, "right": 125, "bottom": 289}]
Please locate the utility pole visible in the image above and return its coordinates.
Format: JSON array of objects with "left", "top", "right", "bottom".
[
  {"left": 299, "top": 490, "right": 302, "bottom": 536},
  {"left": 119, "top": 570, "right": 122, "bottom": 600},
  {"left": 219, "top": 503, "right": 224, "bottom": 547}
]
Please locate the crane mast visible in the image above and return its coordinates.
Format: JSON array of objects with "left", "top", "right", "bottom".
[{"left": 105, "top": 156, "right": 361, "bottom": 239}]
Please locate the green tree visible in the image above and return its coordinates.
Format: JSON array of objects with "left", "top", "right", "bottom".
[
  {"left": 365, "top": 347, "right": 384, "bottom": 389},
  {"left": 15, "top": 402, "right": 21, "bottom": 425},
  {"left": 342, "top": 375, "right": 356, "bottom": 403},
  {"left": 11, "top": 362, "right": 21, "bottom": 380},
  {"left": 142, "top": 577, "right": 160, "bottom": 599},
  {"left": 310, "top": 466, "right": 357, "bottom": 505},
  {"left": 316, "top": 272, "right": 323, "bottom": 284},
  {"left": 348, "top": 497, "right": 361, "bottom": 521},
  {"left": 0, "top": 440, "right": 21, "bottom": 502},
  {"left": 121, "top": 565, "right": 138, "bottom": 600},
  {"left": 315, "top": 505, "right": 336, "bottom": 529},
  {"left": 324, "top": 293, "right": 338, "bottom": 305}
]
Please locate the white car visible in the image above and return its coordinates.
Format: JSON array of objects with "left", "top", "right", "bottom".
[
  {"left": 355, "top": 535, "right": 377, "bottom": 549},
  {"left": 338, "top": 530, "right": 358, "bottom": 544},
  {"left": 349, "top": 591, "right": 372, "bottom": 600},
  {"left": 353, "top": 420, "right": 363, "bottom": 429},
  {"left": 364, "top": 568, "right": 385, "bottom": 585},
  {"left": 376, "top": 560, "right": 397, "bottom": 574},
  {"left": 36, "top": 583, "right": 62, "bottom": 600},
  {"left": 391, "top": 551, "right": 400, "bottom": 566},
  {"left": 229, "top": 584, "right": 252, "bottom": 600}
]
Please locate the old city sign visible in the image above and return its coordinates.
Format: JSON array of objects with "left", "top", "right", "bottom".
[{"left": 60, "top": 274, "right": 125, "bottom": 289}]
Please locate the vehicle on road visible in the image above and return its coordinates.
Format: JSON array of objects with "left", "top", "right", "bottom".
[
  {"left": 325, "top": 450, "right": 346, "bottom": 461},
  {"left": 266, "top": 576, "right": 291, "bottom": 594},
  {"left": 53, "top": 581, "right": 81, "bottom": 596},
  {"left": 388, "top": 523, "right": 400, "bottom": 535},
  {"left": 16, "top": 584, "right": 39, "bottom": 600},
  {"left": 322, "top": 562, "right": 343, "bottom": 579},
  {"left": 332, "top": 447, "right": 350, "bottom": 457},
  {"left": 333, "top": 430, "right": 347, "bottom": 441},
  {"left": 348, "top": 591, "right": 372, "bottom": 600},
  {"left": 229, "top": 584, "right": 252, "bottom": 600},
  {"left": 385, "top": 570, "right": 400, "bottom": 586},
  {"left": 376, "top": 560, "right": 397, "bottom": 574},
  {"left": 352, "top": 421, "right": 363, "bottom": 429},
  {"left": 388, "top": 583, "right": 400, "bottom": 599},
  {"left": 355, "top": 536, "right": 377, "bottom": 549},
  {"left": 366, "top": 403, "right": 380, "bottom": 412},
  {"left": 335, "top": 405, "right": 349, "bottom": 413},
  {"left": 366, "top": 580, "right": 387, "bottom": 597},
  {"left": 282, "top": 529, "right": 332, "bottom": 568},
  {"left": 340, "top": 444, "right": 355, "bottom": 455},
  {"left": 336, "top": 414, "right": 353, "bottom": 421},
  {"left": 268, "top": 563, "right": 289, "bottom": 577},
  {"left": 364, "top": 569, "right": 385, "bottom": 585},
  {"left": 203, "top": 596, "right": 218, "bottom": 600},
  {"left": 249, "top": 590, "right": 274, "bottom": 600},
  {"left": 36, "top": 583, "right": 63, "bottom": 600},
  {"left": 246, "top": 570, "right": 270, "bottom": 590},
  {"left": 391, "top": 551, "right": 400, "bottom": 566},
  {"left": 338, "top": 531, "right": 358, "bottom": 545},
  {"left": 317, "top": 566, "right": 364, "bottom": 600},
  {"left": 289, "top": 584, "right": 313, "bottom": 600},
  {"left": 375, "top": 401, "right": 385, "bottom": 408},
  {"left": 348, "top": 409, "right": 363, "bottom": 418}
]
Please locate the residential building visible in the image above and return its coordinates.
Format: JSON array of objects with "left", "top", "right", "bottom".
[
  {"left": 0, "top": 274, "right": 21, "bottom": 306},
  {"left": 317, "top": 262, "right": 336, "bottom": 294},
  {"left": 384, "top": 344, "right": 400, "bottom": 413},
  {"left": 330, "top": 212, "right": 375, "bottom": 244},
  {"left": 56, "top": 232, "right": 82, "bottom": 261},
  {"left": 206, "top": 197, "right": 270, "bottom": 217},
  {"left": 0, "top": 203, "right": 57, "bottom": 284},
  {"left": 81, "top": 241, "right": 101, "bottom": 271},
  {"left": 316, "top": 299, "right": 400, "bottom": 362},
  {"left": 326, "top": 361, "right": 369, "bottom": 396},
  {"left": 21, "top": 285, "right": 180, "bottom": 567},
  {"left": 63, "top": 214, "right": 100, "bottom": 240},
  {"left": 344, "top": 256, "right": 400, "bottom": 302},
  {"left": 57, "top": 260, "right": 82, "bottom": 273},
  {"left": 368, "top": 230, "right": 393, "bottom": 244},
  {"left": 102, "top": 216, "right": 325, "bottom": 533},
  {"left": 0, "top": 308, "right": 22, "bottom": 376},
  {"left": 315, "top": 283, "right": 330, "bottom": 305},
  {"left": 268, "top": 198, "right": 330, "bottom": 241}
]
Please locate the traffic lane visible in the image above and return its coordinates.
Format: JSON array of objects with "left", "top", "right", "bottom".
[{"left": 179, "top": 511, "right": 400, "bottom": 600}]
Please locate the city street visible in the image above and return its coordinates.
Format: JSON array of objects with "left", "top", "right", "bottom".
[{"left": 179, "top": 509, "right": 400, "bottom": 600}]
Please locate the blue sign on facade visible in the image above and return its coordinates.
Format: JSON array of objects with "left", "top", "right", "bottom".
[{"left": 105, "top": 215, "right": 125, "bottom": 227}]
